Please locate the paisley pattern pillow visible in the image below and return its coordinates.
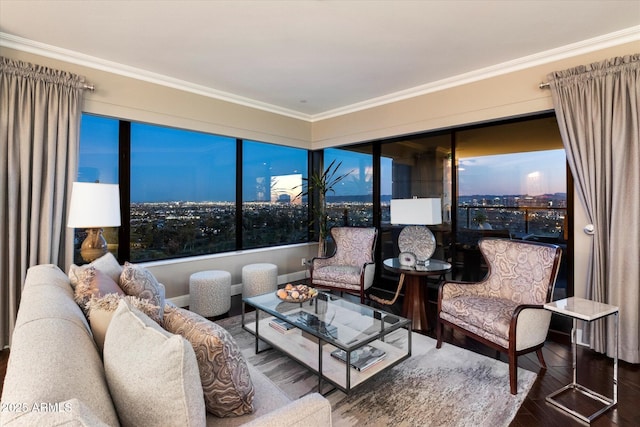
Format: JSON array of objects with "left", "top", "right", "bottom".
[
  {"left": 119, "top": 262, "right": 165, "bottom": 320},
  {"left": 163, "top": 305, "right": 255, "bottom": 417}
]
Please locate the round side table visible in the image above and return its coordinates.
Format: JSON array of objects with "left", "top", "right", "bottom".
[{"left": 381, "top": 258, "right": 451, "bottom": 332}]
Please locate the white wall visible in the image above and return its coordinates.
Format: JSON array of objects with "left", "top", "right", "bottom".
[{"left": 142, "top": 243, "right": 318, "bottom": 302}]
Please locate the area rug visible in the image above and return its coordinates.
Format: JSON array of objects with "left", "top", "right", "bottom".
[{"left": 216, "top": 315, "right": 536, "bottom": 427}]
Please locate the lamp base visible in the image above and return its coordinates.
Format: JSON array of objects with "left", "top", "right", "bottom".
[
  {"left": 80, "top": 228, "right": 108, "bottom": 262},
  {"left": 398, "top": 225, "right": 437, "bottom": 263}
]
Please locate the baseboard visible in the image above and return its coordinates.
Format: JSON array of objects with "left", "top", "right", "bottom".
[{"left": 167, "top": 269, "right": 309, "bottom": 308}]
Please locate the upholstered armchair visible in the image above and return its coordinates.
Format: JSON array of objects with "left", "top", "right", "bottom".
[
  {"left": 310, "top": 227, "right": 378, "bottom": 304},
  {"left": 436, "top": 238, "right": 562, "bottom": 394}
]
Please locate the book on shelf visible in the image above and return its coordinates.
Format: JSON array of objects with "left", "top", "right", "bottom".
[
  {"left": 330, "top": 345, "right": 386, "bottom": 372},
  {"left": 268, "top": 318, "right": 296, "bottom": 334},
  {"left": 289, "top": 310, "right": 338, "bottom": 340}
]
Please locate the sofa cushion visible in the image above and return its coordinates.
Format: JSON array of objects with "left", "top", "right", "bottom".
[
  {"left": 1, "top": 398, "right": 111, "bottom": 426},
  {"left": 164, "top": 306, "right": 255, "bottom": 417},
  {"left": 104, "top": 299, "right": 205, "bottom": 427},
  {"left": 74, "top": 267, "right": 126, "bottom": 313},
  {"left": 1, "top": 314, "right": 119, "bottom": 426},
  {"left": 440, "top": 296, "right": 518, "bottom": 348},
  {"left": 313, "top": 265, "right": 362, "bottom": 285},
  {"left": 86, "top": 293, "right": 162, "bottom": 352},
  {"left": 68, "top": 252, "right": 123, "bottom": 288},
  {"left": 119, "top": 262, "right": 165, "bottom": 320}
]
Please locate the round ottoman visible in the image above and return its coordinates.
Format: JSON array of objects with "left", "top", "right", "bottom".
[
  {"left": 189, "top": 270, "right": 231, "bottom": 317},
  {"left": 242, "top": 263, "right": 278, "bottom": 298}
]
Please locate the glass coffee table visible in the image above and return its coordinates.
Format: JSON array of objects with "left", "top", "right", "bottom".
[{"left": 242, "top": 291, "right": 411, "bottom": 394}]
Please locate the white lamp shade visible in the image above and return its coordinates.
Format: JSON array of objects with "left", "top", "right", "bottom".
[
  {"left": 67, "top": 182, "right": 121, "bottom": 228},
  {"left": 390, "top": 198, "right": 442, "bottom": 225}
]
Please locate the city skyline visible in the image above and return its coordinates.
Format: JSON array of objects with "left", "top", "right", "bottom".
[{"left": 80, "top": 115, "right": 566, "bottom": 203}]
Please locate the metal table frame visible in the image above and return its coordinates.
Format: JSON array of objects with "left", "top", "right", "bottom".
[{"left": 544, "top": 297, "right": 618, "bottom": 423}]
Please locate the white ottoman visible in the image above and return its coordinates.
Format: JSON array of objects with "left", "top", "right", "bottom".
[
  {"left": 189, "top": 270, "right": 231, "bottom": 317},
  {"left": 242, "top": 263, "right": 278, "bottom": 298}
]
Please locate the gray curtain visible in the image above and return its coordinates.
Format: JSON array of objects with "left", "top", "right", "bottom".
[
  {"left": 0, "top": 57, "right": 85, "bottom": 347},
  {"left": 547, "top": 54, "right": 639, "bottom": 363}
]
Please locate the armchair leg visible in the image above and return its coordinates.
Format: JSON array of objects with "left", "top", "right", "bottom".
[
  {"left": 535, "top": 348, "right": 547, "bottom": 369},
  {"left": 508, "top": 352, "right": 518, "bottom": 395},
  {"left": 436, "top": 319, "right": 443, "bottom": 349}
]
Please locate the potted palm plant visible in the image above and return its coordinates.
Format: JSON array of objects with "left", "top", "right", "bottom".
[{"left": 297, "top": 159, "right": 350, "bottom": 257}]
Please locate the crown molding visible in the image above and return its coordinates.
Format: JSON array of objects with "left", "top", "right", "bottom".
[
  {"left": 0, "top": 32, "right": 312, "bottom": 121},
  {"left": 2, "top": 26, "right": 638, "bottom": 123},
  {"left": 310, "top": 25, "right": 640, "bottom": 122}
]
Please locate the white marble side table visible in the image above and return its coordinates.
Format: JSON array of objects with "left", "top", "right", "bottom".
[{"left": 544, "top": 297, "right": 618, "bottom": 423}]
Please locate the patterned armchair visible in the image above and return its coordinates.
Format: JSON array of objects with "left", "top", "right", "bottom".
[
  {"left": 310, "top": 227, "right": 378, "bottom": 304},
  {"left": 436, "top": 238, "right": 562, "bottom": 394}
]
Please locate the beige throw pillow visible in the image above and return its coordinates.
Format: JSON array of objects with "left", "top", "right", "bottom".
[
  {"left": 86, "top": 294, "right": 162, "bottom": 352},
  {"left": 119, "top": 262, "right": 165, "bottom": 320},
  {"left": 104, "top": 299, "right": 205, "bottom": 427},
  {"left": 163, "top": 305, "right": 255, "bottom": 417},
  {"left": 74, "top": 267, "right": 125, "bottom": 314},
  {"left": 68, "top": 252, "right": 123, "bottom": 288}
]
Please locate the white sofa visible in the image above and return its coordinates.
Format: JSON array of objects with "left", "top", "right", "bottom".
[{"left": 0, "top": 264, "right": 331, "bottom": 426}]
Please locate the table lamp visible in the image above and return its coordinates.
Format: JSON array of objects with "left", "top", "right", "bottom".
[
  {"left": 67, "top": 182, "right": 121, "bottom": 262},
  {"left": 390, "top": 198, "right": 442, "bottom": 266}
]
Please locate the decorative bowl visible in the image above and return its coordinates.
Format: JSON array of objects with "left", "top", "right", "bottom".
[{"left": 276, "top": 284, "right": 318, "bottom": 302}]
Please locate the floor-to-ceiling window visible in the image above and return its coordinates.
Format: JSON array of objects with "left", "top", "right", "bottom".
[
  {"left": 378, "top": 133, "right": 452, "bottom": 288},
  {"left": 454, "top": 116, "right": 569, "bottom": 297},
  {"left": 369, "top": 115, "right": 570, "bottom": 303},
  {"left": 77, "top": 112, "right": 571, "bottom": 306}
]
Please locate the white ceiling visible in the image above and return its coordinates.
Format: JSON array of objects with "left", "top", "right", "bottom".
[{"left": 1, "top": 1, "right": 639, "bottom": 121}]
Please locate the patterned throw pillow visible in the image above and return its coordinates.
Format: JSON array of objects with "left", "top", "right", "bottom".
[
  {"left": 104, "top": 300, "right": 206, "bottom": 427},
  {"left": 68, "top": 252, "right": 123, "bottom": 289},
  {"left": 74, "top": 267, "right": 125, "bottom": 314},
  {"left": 119, "top": 262, "right": 165, "bottom": 321},
  {"left": 86, "top": 294, "right": 162, "bottom": 352},
  {"left": 163, "top": 305, "right": 255, "bottom": 417}
]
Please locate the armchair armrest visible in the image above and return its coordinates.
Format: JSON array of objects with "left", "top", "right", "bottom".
[
  {"left": 362, "top": 261, "right": 376, "bottom": 290},
  {"left": 511, "top": 304, "right": 552, "bottom": 351},
  {"left": 241, "top": 393, "right": 332, "bottom": 427}
]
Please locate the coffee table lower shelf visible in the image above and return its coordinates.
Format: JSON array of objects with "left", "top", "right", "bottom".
[{"left": 243, "top": 317, "right": 410, "bottom": 394}]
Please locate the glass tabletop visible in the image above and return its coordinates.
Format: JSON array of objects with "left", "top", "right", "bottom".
[
  {"left": 383, "top": 257, "right": 451, "bottom": 275},
  {"left": 243, "top": 291, "right": 410, "bottom": 351}
]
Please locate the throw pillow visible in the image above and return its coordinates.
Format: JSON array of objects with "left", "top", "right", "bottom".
[
  {"left": 74, "top": 267, "right": 125, "bottom": 314},
  {"left": 68, "top": 252, "right": 123, "bottom": 288},
  {"left": 103, "top": 299, "right": 206, "bottom": 427},
  {"left": 86, "top": 293, "right": 162, "bottom": 352},
  {"left": 119, "top": 262, "right": 165, "bottom": 320},
  {"left": 163, "top": 305, "right": 255, "bottom": 417}
]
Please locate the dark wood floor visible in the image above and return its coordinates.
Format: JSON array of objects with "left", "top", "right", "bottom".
[{"left": 1, "top": 288, "right": 637, "bottom": 426}]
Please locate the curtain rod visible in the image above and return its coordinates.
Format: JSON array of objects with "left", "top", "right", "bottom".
[
  {"left": 539, "top": 82, "right": 550, "bottom": 89},
  {"left": 83, "top": 83, "right": 95, "bottom": 91}
]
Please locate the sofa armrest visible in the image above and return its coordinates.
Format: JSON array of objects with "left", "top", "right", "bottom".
[{"left": 240, "top": 393, "right": 331, "bottom": 427}]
